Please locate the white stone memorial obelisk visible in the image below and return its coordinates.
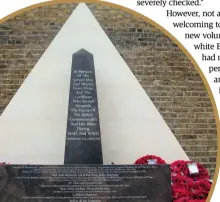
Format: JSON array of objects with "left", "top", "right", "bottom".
[{"left": 0, "top": 3, "right": 189, "bottom": 165}]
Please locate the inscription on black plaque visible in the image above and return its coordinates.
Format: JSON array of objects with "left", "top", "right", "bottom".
[
  {"left": 64, "top": 49, "right": 103, "bottom": 164},
  {"left": 0, "top": 164, "right": 172, "bottom": 202}
]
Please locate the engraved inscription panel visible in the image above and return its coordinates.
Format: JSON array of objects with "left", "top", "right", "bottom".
[{"left": 0, "top": 164, "right": 172, "bottom": 202}]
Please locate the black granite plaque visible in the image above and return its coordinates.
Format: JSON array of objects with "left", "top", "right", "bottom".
[
  {"left": 0, "top": 164, "right": 172, "bottom": 202},
  {"left": 64, "top": 49, "right": 103, "bottom": 164}
]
